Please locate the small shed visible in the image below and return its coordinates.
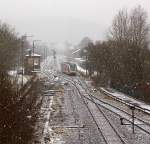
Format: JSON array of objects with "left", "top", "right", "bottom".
[{"left": 24, "top": 52, "right": 41, "bottom": 74}]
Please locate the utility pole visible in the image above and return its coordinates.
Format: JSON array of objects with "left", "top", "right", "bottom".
[
  {"left": 21, "top": 39, "right": 24, "bottom": 87},
  {"left": 52, "top": 49, "right": 57, "bottom": 70}
]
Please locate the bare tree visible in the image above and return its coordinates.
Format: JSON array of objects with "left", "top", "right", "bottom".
[
  {"left": 0, "top": 22, "right": 21, "bottom": 71},
  {"left": 129, "top": 5, "right": 150, "bottom": 47},
  {"left": 110, "top": 9, "right": 129, "bottom": 42},
  {"left": 87, "top": 6, "right": 150, "bottom": 98},
  {"left": 0, "top": 21, "right": 41, "bottom": 143}
]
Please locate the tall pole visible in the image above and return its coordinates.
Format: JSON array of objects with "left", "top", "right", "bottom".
[
  {"left": 21, "top": 40, "right": 24, "bottom": 87},
  {"left": 86, "top": 55, "right": 87, "bottom": 76},
  {"left": 33, "top": 41, "right": 35, "bottom": 71},
  {"left": 44, "top": 47, "right": 46, "bottom": 60}
]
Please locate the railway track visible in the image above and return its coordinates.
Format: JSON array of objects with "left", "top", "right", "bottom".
[
  {"left": 42, "top": 67, "right": 104, "bottom": 143},
  {"left": 61, "top": 75, "right": 150, "bottom": 135},
  {"left": 85, "top": 98, "right": 127, "bottom": 144},
  {"left": 41, "top": 61, "right": 150, "bottom": 143},
  {"left": 99, "top": 88, "right": 150, "bottom": 114},
  {"left": 33, "top": 67, "right": 55, "bottom": 143},
  {"left": 76, "top": 76, "right": 150, "bottom": 116},
  {"left": 59, "top": 75, "right": 128, "bottom": 144},
  {"left": 66, "top": 87, "right": 83, "bottom": 142},
  {"left": 42, "top": 69, "right": 127, "bottom": 143},
  {"left": 78, "top": 77, "right": 150, "bottom": 134}
]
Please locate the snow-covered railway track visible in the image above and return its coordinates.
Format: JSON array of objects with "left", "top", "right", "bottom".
[
  {"left": 75, "top": 78, "right": 150, "bottom": 135},
  {"left": 62, "top": 76, "right": 150, "bottom": 135},
  {"left": 41, "top": 60, "right": 150, "bottom": 142},
  {"left": 99, "top": 88, "right": 150, "bottom": 114},
  {"left": 89, "top": 94, "right": 150, "bottom": 127},
  {"left": 61, "top": 76, "right": 128, "bottom": 144},
  {"left": 36, "top": 69, "right": 56, "bottom": 143},
  {"left": 42, "top": 69, "right": 127, "bottom": 143},
  {"left": 85, "top": 98, "right": 127, "bottom": 144},
  {"left": 66, "top": 87, "right": 82, "bottom": 143}
]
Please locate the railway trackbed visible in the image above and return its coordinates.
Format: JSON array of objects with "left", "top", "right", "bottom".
[
  {"left": 62, "top": 75, "right": 150, "bottom": 135},
  {"left": 41, "top": 66, "right": 150, "bottom": 143},
  {"left": 84, "top": 97, "right": 127, "bottom": 144},
  {"left": 42, "top": 70, "right": 128, "bottom": 143},
  {"left": 61, "top": 76, "right": 129, "bottom": 144},
  {"left": 73, "top": 77, "right": 150, "bottom": 130}
]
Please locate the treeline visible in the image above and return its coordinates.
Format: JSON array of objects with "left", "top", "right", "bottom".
[
  {"left": 0, "top": 21, "right": 40, "bottom": 143},
  {"left": 0, "top": 22, "right": 22, "bottom": 71},
  {"left": 85, "top": 6, "right": 150, "bottom": 102}
]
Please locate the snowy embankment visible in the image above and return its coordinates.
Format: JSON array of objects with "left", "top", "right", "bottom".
[
  {"left": 8, "top": 70, "right": 32, "bottom": 89},
  {"left": 100, "top": 87, "right": 150, "bottom": 114},
  {"left": 76, "top": 63, "right": 150, "bottom": 113}
]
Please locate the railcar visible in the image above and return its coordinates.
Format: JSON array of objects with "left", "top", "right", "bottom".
[{"left": 61, "top": 62, "right": 77, "bottom": 76}]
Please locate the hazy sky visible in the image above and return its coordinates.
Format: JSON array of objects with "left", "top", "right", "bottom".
[{"left": 0, "top": 0, "right": 150, "bottom": 44}]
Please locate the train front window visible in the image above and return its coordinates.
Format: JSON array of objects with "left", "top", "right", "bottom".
[{"left": 70, "top": 64, "right": 76, "bottom": 71}]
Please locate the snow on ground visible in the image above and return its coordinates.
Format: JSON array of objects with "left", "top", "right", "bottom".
[
  {"left": 101, "top": 87, "right": 150, "bottom": 113},
  {"left": 17, "top": 75, "right": 30, "bottom": 85},
  {"left": 44, "top": 54, "right": 150, "bottom": 114},
  {"left": 8, "top": 70, "right": 17, "bottom": 76},
  {"left": 74, "top": 57, "right": 85, "bottom": 62},
  {"left": 38, "top": 56, "right": 150, "bottom": 143},
  {"left": 8, "top": 70, "right": 32, "bottom": 89}
]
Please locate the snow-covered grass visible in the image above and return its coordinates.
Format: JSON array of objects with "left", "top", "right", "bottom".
[
  {"left": 100, "top": 87, "right": 150, "bottom": 113},
  {"left": 8, "top": 70, "right": 32, "bottom": 89},
  {"left": 74, "top": 57, "right": 85, "bottom": 62},
  {"left": 8, "top": 70, "right": 17, "bottom": 76}
]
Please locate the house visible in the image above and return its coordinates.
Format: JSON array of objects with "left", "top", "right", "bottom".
[{"left": 24, "top": 51, "right": 41, "bottom": 74}]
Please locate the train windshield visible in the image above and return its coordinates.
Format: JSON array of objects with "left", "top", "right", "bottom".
[{"left": 70, "top": 63, "right": 76, "bottom": 71}]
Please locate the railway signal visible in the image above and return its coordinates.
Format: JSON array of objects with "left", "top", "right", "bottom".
[{"left": 120, "top": 105, "right": 136, "bottom": 134}]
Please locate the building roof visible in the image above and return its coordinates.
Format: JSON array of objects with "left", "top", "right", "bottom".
[
  {"left": 72, "top": 48, "right": 81, "bottom": 54},
  {"left": 25, "top": 53, "right": 41, "bottom": 57},
  {"left": 74, "top": 57, "right": 85, "bottom": 62}
]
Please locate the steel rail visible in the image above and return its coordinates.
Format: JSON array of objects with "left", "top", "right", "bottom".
[
  {"left": 42, "top": 67, "right": 150, "bottom": 138},
  {"left": 60, "top": 75, "right": 128, "bottom": 144},
  {"left": 75, "top": 78, "right": 150, "bottom": 135},
  {"left": 71, "top": 76, "right": 150, "bottom": 127},
  {"left": 99, "top": 88, "right": 150, "bottom": 113}
]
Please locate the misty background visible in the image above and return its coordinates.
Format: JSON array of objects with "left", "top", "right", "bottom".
[{"left": 1, "top": 0, "right": 150, "bottom": 45}]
